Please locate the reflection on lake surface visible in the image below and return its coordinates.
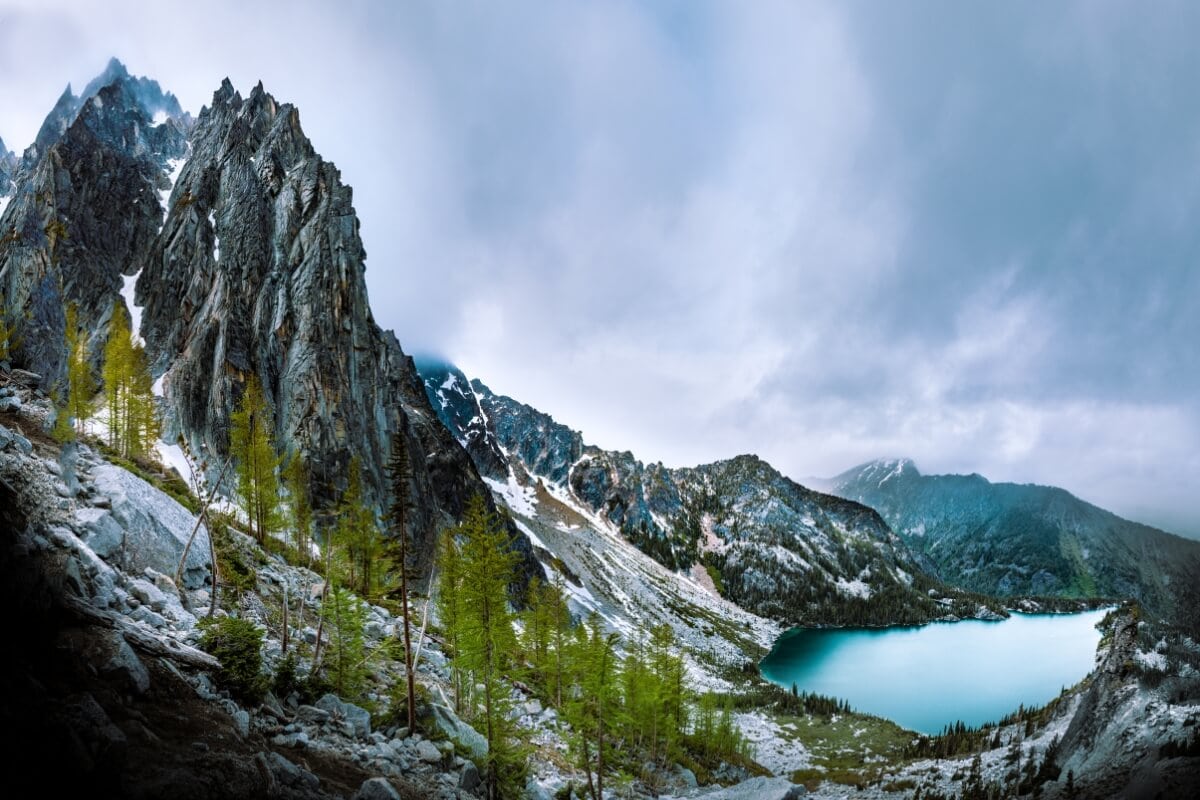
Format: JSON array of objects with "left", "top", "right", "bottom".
[{"left": 759, "top": 609, "right": 1108, "bottom": 734}]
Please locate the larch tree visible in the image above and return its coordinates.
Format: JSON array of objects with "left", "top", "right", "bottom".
[
  {"left": 334, "top": 458, "right": 379, "bottom": 595},
  {"left": 385, "top": 423, "right": 417, "bottom": 733},
  {"left": 435, "top": 526, "right": 467, "bottom": 714},
  {"left": 101, "top": 301, "right": 158, "bottom": 458},
  {"left": 64, "top": 303, "right": 95, "bottom": 435},
  {"left": 455, "top": 493, "right": 525, "bottom": 800},
  {"left": 230, "top": 374, "right": 281, "bottom": 545},
  {"left": 283, "top": 454, "right": 313, "bottom": 565}
]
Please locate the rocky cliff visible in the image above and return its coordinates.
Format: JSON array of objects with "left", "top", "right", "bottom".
[
  {"left": 0, "top": 135, "right": 16, "bottom": 199},
  {"left": 0, "top": 60, "right": 187, "bottom": 384},
  {"left": 132, "top": 79, "right": 535, "bottom": 579}
]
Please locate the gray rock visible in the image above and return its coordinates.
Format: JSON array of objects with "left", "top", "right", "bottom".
[
  {"left": 430, "top": 703, "right": 488, "bottom": 760},
  {"left": 689, "top": 777, "right": 804, "bottom": 800},
  {"left": 75, "top": 629, "right": 150, "bottom": 695},
  {"left": 353, "top": 777, "right": 401, "bottom": 800},
  {"left": 523, "top": 699, "right": 543, "bottom": 716},
  {"left": 144, "top": 566, "right": 179, "bottom": 596},
  {"left": 91, "top": 463, "right": 211, "bottom": 588},
  {"left": 0, "top": 69, "right": 186, "bottom": 388},
  {"left": 677, "top": 766, "right": 698, "bottom": 789},
  {"left": 263, "top": 751, "right": 319, "bottom": 789},
  {"left": 459, "top": 762, "right": 481, "bottom": 793},
  {"left": 135, "top": 79, "right": 541, "bottom": 594},
  {"left": 0, "top": 425, "right": 32, "bottom": 455},
  {"left": 315, "top": 693, "right": 371, "bottom": 739},
  {"left": 271, "top": 731, "right": 310, "bottom": 748},
  {"left": 0, "top": 396, "right": 20, "bottom": 412},
  {"left": 525, "top": 778, "right": 553, "bottom": 800},
  {"left": 416, "top": 739, "right": 442, "bottom": 764},
  {"left": 296, "top": 704, "right": 331, "bottom": 724},
  {"left": 129, "top": 605, "right": 168, "bottom": 629},
  {"left": 129, "top": 577, "right": 169, "bottom": 611},
  {"left": 232, "top": 709, "right": 250, "bottom": 738},
  {"left": 74, "top": 507, "right": 124, "bottom": 559}
]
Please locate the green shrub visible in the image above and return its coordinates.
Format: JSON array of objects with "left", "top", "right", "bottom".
[
  {"left": 273, "top": 652, "right": 302, "bottom": 699},
  {"left": 198, "top": 615, "right": 267, "bottom": 702}
]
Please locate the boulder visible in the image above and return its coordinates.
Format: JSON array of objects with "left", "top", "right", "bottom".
[
  {"left": 315, "top": 693, "right": 371, "bottom": 739},
  {"left": 688, "top": 777, "right": 805, "bottom": 799},
  {"left": 0, "top": 424, "right": 31, "bottom": 455},
  {"left": 296, "top": 704, "right": 332, "bottom": 724},
  {"left": 416, "top": 739, "right": 442, "bottom": 764},
  {"left": 264, "top": 751, "right": 320, "bottom": 790},
  {"left": 91, "top": 463, "right": 211, "bottom": 589},
  {"left": 459, "top": 761, "right": 481, "bottom": 793},
  {"left": 353, "top": 777, "right": 401, "bottom": 800},
  {"left": 71, "top": 628, "right": 151, "bottom": 695},
  {"left": 74, "top": 507, "right": 123, "bottom": 559},
  {"left": 430, "top": 703, "right": 488, "bottom": 760},
  {"left": 129, "top": 577, "right": 169, "bottom": 611}
]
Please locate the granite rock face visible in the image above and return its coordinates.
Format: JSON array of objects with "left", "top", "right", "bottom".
[
  {"left": 137, "top": 79, "right": 537, "bottom": 581},
  {"left": 0, "top": 60, "right": 188, "bottom": 386},
  {"left": 0, "top": 135, "right": 16, "bottom": 198},
  {"left": 90, "top": 463, "right": 211, "bottom": 589}
]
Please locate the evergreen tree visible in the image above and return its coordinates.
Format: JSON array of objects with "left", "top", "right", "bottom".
[
  {"left": 283, "top": 454, "right": 313, "bottom": 565},
  {"left": 333, "top": 458, "right": 380, "bottom": 595},
  {"left": 567, "top": 613, "right": 619, "bottom": 800},
  {"left": 385, "top": 425, "right": 417, "bottom": 733},
  {"left": 435, "top": 526, "right": 468, "bottom": 714},
  {"left": 455, "top": 494, "right": 525, "bottom": 800},
  {"left": 321, "top": 585, "right": 368, "bottom": 700},
  {"left": 230, "top": 374, "right": 281, "bottom": 545}
]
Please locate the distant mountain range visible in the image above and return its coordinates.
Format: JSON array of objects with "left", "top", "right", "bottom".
[
  {"left": 817, "top": 458, "right": 1200, "bottom": 632},
  {"left": 417, "top": 360, "right": 1011, "bottom": 628}
]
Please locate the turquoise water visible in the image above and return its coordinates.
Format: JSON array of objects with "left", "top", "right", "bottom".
[{"left": 758, "top": 609, "right": 1108, "bottom": 734}]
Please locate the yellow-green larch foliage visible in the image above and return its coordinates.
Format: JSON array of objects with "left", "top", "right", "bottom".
[
  {"left": 230, "top": 374, "right": 282, "bottom": 545},
  {"left": 101, "top": 301, "right": 158, "bottom": 458}
]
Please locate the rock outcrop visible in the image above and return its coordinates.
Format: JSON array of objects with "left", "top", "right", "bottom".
[
  {"left": 0, "top": 135, "right": 16, "bottom": 198},
  {"left": 137, "top": 79, "right": 537, "bottom": 581},
  {"left": 0, "top": 60, "right": 187, "bottom": 386}
]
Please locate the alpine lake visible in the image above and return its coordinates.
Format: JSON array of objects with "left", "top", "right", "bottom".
[{"left": 758, "top": 608, "right": 1110, "bottom": 735}]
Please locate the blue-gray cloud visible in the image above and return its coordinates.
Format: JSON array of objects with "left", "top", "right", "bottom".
[{"left": 1, "top": 1, "right": 1196, "bottom": 536}]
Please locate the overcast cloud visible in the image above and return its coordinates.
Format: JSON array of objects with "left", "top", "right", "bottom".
[{"left": 2, "top": 1, "right": 1197, "bottom": 537}]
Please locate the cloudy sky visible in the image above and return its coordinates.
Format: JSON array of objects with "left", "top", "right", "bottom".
[{"left": 2, "top": 1, "right": 1197, "bottom": 537}]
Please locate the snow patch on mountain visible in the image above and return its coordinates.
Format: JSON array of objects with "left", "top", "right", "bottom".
[
  {"left": 484, "top": 473, "right": 537, "bottom": 517},
  {"left": 835, "top": 577, "right": 872, "bottom": 599}
]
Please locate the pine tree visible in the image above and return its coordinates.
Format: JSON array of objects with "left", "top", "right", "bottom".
[
  {"left": 386, "top": 425, "right": 417, "bottom": 733},
  {"left": 230, "top": 374, "right": 281, "bottom": 545}
]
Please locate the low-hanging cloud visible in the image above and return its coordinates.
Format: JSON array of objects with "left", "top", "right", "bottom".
[{"left": 1, "top": 0, "right": 1196, "bottom": 537}]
